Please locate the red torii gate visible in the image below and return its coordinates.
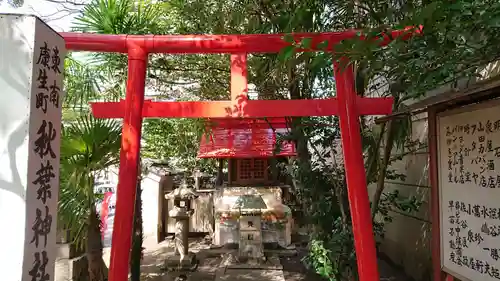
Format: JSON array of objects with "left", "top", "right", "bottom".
[{"left": 61, "top": 28, "right": 418, "bottom": 281}]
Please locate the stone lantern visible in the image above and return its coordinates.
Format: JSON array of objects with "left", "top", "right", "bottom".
[{"left": 164, "top": 178, "right": 199, "bottom": 270}]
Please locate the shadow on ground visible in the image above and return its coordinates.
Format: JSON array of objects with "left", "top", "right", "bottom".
[
  {"left": 114, "top": 236, "right": 415, "bottom": 281},
  {"left": 137, "top": 238, "right": 220, "bottom": 281}
]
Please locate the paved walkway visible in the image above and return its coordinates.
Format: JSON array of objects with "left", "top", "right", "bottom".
[
  {"left": 100, "top": 236, "right": 413, "bottom": 281},
  {"left": 215, "top": 269, "right": 285, "bottom": 281}
]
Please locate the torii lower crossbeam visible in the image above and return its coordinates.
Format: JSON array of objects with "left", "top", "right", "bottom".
[
  {"left": 90, "top": 96, "right": 393, "bottom": 118},
  {"left": 61, "top": 29, "right": 419, "bottom": 281}
]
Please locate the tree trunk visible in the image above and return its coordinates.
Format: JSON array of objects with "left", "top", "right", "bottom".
[
  {"left": 288, "top": 63, "right": 311, "bottom": 168},
  {"left": 287, "top": 63, "right": 313, "bottom": 221},
  {"left": 130, "top": 179, "right": 143, "bottom": 281},
  {"left": 334, "top": 181, "right": 350, "bottom": 229},
  {"left": 87, "top": 208, "right": 108, "bottom": 281},
  {"left": 366, "top": 122, "right": 387, "bottom": 183},
  {"left": 370, "top": 119, "right": 396, "bottom": 219}
]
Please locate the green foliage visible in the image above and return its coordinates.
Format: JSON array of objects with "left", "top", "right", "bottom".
[
  {"left": 73, "top": 0, "right": 168, "bottom": 77},
  {"left": 277, "top": 1, "right": 500, "bottom": 278},
  {"left": 293, "top": 138, "right": 422, "bottom": 279},
  {"left": 380, "top": 190, "right": 423, "bottom": 216},
  {"left": 59, "top": 115, "right": 122, "bottom": 250},
  {"left": 305, "top": 240, "right": 336, "bottom": 280},
  {"left": 63, "top": 54, "right": 122, "bottom": 121},
  {"left": 320, "top": 0, "right": 500, "bottom": 99},
  {"left": 62, "top": 0, "right": 499, "bottom": 280},
  {"left": 142, "top": 118, "right": 216, "bottom": 172},
  {"left": 64, "top": 55, "right": 103, "bottom": 108},
  {"left": 304, "top": 218, "right": 360, "bottom": 281},
  {"left": 73, "top": 0, "right": 166, "bottom": 34}
]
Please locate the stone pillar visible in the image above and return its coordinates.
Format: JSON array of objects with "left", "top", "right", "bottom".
[
  {"left": 239, "top": 215, "right": 264, "bottom": 260},
  {"left": 0, "top": 14, "right": 65, "bottom": 281},
  {"left": 173, "top": 216, "right": 190, "bottom": 258}
]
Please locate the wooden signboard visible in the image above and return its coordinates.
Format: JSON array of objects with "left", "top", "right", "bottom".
[{"left": 438, "top": 99, "right": 500, "bottom": 281}]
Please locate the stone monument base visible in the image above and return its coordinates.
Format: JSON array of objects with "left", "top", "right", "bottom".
[{"left": 164, "top": 252, "right": 198, "bottom": 271}]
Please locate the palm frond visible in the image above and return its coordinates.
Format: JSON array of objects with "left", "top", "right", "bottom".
[
  {"left": 64, "top": 55, "right": 104, "bottom": 108},
  {"left": 71, "top": 0, "right": 168, "bottom": 74},
  {"left": 58, "top": 115, "right": 122, "bottom": 249}
]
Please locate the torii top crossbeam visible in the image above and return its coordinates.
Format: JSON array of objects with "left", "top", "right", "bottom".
[
  {"left": 70, "top": 29, "right": 414, "bottom": 119},
  {"left": 62, "top": 29, "right": 414, "bottom": 54},
  {"left": 60, "top": 27, "right": 420, "bottom": 281}
]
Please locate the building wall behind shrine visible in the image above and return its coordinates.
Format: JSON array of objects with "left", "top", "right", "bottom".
[
  {"left": 93, "top": 166, "right": 162, "bottom": 247},
  {"left": 310, "top": 113, "right": 432, "bottom": 280},
  {"left": 366, "top": 62, "right": 500, "bottom": 281},
  {"left": 367, "top": 113, "right": 432, "bottom": 281}
]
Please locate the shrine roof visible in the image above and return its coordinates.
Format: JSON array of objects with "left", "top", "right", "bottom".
[{"left": 197, "top": 118, "right": 296, "bottom": 158}]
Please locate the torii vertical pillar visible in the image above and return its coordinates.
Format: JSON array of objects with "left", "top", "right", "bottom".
[
  {"left": 335, "top": 61, "right": 380, "bottom": 281},
  {"left": 107, "top": 42, "right": 148, "bottom": 281}
]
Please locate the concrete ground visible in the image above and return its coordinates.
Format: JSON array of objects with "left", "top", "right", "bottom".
[
  {"left": 103, "top": 235, "right": 221, "bottom": 281},
  {"left": 102, "top": 235, "right": 289, "bottom": 281},
  {"left": 215, "top": 269, "right": 285, "bottom": 281},
  {"left": 99, "top": 235, "right": 413, "bottom": 281}
]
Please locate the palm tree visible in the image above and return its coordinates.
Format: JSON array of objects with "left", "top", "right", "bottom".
[
  {"left": 71, "top": 1, "right": 166, "bottom": 279},
  {"left": 72, "top": 0, "right": 167, "bottom": 79},
  {"left": 56, "top": 48, "right": 123, "bottom": 281},
  {"left": 58, "top": 115, "right": 122, "bottom": 281}
]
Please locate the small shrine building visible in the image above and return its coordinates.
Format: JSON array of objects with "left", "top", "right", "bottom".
[{"left": 197, "top": 117, "right": 295, "bottom": 256}]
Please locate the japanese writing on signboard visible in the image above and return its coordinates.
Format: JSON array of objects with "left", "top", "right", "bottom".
[
  {"left": 439, "top": 102, "right": 500, "bottom": 281},
  {"left": 22, "top": 20, "right": 64, "bottom": 281}
]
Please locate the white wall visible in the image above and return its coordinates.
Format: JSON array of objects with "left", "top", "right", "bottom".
[
  {"left": 1, "top": 15, "right": 66, "bottom": 281},
  {"left": 95, "top": 166, "right": 161, "bottom": 247},
  {"left": 0, "top": 15, "right": 36, "bottom": 281},
  {"left": 368, "top": 113, "right": 432, "bottom": 280},
  {"left": 141, "top": 172, "right": 162, "bottom": 236}
]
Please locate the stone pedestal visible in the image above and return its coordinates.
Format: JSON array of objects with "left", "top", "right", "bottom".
[
  {"left": 174, "top": 219, "right": 189, "bottom": 257},
  {"left": 165, "top": 252, "right": 198, "bottom": 271}
]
